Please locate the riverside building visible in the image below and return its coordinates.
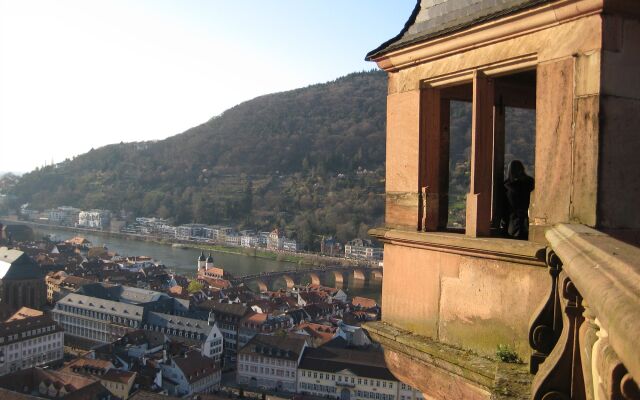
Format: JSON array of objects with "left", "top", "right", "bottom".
[{"left": 78, "top": 209, "right": 111, "bottom": 229}]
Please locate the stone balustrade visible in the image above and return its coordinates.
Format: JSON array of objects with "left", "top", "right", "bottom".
[{"left": 529, "top": 224, "right": 640, "bottom": 400}]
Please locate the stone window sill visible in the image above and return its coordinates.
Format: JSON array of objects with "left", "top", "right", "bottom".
[{"left": 369, "top": 227, "right": 546, "bottom": 266}]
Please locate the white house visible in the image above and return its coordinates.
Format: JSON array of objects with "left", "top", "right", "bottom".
[
  {"left": 297, "top": 338, "right": 423, "bottom": 400},
  {"left": 237, "top": 334, "right": 307, "bottom": 392},
  {"left": 78, "top": 209, "right": 111, "bottom": 229},
  {"left": 344, "top": 239, "right": 383, "bottom": 261},
  {"left": 267, "top": 229, "right": 284, "bottom": 251},
  {"left": 0, "top": 313, "right": 64, "bottom": 376},
  {"left": 145, "top": 312, "right": 223, "bottom": 362},
  {"left": 282, "top": 239, "right": 298, "bottom": 252},
  {"left": 241, "top": 235, "right": 260, "bottom": 248}
]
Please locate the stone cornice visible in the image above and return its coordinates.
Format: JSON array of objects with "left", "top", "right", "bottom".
[
  {"left": 545, "top": 223, "right": 640, "bottom": 383},
  {"left": 369, "top": 227, "right": 546, "bottom": 266},
  {"left": 371, "top": 0, "right": 604, "bottom": 72}
]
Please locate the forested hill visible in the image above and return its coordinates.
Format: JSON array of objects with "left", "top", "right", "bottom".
[{"left": 10, "top": 71, "right": 389, "bottom": 249}]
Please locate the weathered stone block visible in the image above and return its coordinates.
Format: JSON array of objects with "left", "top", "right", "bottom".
[
  {"left": 570, "top": 95, "right": 599, "bottom": 226},
  {"left": 575, "top": 51, "right": 601, "bottom": 97},
  {"left": 382, "top": 244, "right": 444, "bottom": 338},
  {"left": 439, "top": 256, "right": 548, "bottom": 358},
  {"left": 386, "top": 90, "right": 421, "bottom": 193},
  {"left": 385, "top": 191, "right": 419, "bottom": 228},
  {"left": 531, "top": 58, "right": 574, "bottom": 226}
]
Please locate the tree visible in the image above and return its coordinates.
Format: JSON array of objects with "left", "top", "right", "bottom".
[
  {"left": 242, "top": 179, "right": 253, "bottom": 221},
  {"left": 187, "top": 280, "right": 204, "bottom": 294},
  {"left": 156, "top": 204, "right": 171, "bottom": 219}
]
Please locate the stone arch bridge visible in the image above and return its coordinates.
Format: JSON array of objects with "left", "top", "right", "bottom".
[{"left": 229, "top": 265, "right": 383, "bottom": 293}]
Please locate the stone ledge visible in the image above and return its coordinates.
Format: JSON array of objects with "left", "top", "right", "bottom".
[
  {"left": 369, "top": 227, "right": 546, "bottom": 266},
  {"left": 364, "top": 321, "right": 532, "bottom": 400}
]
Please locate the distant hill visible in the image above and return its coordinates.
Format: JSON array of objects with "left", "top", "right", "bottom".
[{"left": 8, "top": 70, "right": 534, "bottom": 249}]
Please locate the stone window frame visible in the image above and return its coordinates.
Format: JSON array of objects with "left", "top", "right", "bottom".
[{"left": 418, "top": 61, "right": 537, "bottom": 238}]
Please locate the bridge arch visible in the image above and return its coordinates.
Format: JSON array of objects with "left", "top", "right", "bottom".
[
  {"left": 306, "top": 272, "right": 321, "bottom": 286},
  {"left": 332, "top": 271, "right": 345, "bottom": 285},
  {"left": 352, "top": 269, "right": 366, "bottom": 281},
  {"left": 255, "top": 279, "right": 269, "bottom": 293},
  {"left": 280, "top": 275, "right": 295, "bottom": 289}
]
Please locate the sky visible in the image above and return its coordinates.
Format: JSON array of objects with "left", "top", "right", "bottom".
[{"left": 0, "top": 0, "right": 415, "bottom": 174}]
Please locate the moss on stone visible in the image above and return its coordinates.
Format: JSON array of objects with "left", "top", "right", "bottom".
[{"left": 363, "top": 321, "right": 532, "bottom": 399}]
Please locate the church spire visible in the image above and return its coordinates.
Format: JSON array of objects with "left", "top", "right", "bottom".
[{"left": 197, "top": 251, "right": 206, "bottom": 272}]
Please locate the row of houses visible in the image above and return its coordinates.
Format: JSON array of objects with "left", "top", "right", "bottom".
[
  {"left": 19, "top": 205, "right": 112, "bottom": 230},
  {"left": 124, "top": 220, "right": 301, "bottom": 252},
  {"left": 129, "top": 219, "right": 383, "bottom": 260}
]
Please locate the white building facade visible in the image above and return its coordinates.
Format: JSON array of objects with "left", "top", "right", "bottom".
[
  {"left": 298, "top": 369, "right": 402, "bottom": 400},
  {"left": 48, "top": 206, "right": 81, "bottom": 226},
  {"left": 52, "top": 293, "right": 144, "bottom": 345},
  {"left": 145, "top": 312, "right": 223, "bottom": 362},
  {"left": 296, "top": 341, "right": 423, "bottom": 400},
  {"left": 241, "top": 235, "right": 260, "bottom": 248},
  {"left": 0, "top": 315, "right": 64, "bottom": 376},
  {"left": 237, "top": 334, "right": 307, "bottom": 392},
  {"left": 344, "top": 239, "right": 383, "bottom": 261},
  {"left": 78, "top": 209, "right": 111, "bottom": 229},
  {"left": 282, "top": 239, "right": 298, "bottom": 252}
]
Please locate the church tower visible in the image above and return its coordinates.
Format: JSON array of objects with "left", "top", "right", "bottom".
[
  {"left": 206, "top": 253, "right": 214, "bottom": 270},
  {"left": 197, "top": 251, "right": 206, "bottom": 273}
]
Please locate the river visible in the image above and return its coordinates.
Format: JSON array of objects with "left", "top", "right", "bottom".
[{"left": 32, "top": 226, "right": 382, "bottom": 302}]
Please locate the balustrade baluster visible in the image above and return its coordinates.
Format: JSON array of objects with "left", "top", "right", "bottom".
[
  {"left": 531, "top": 274, "right": 585, "bottom": 400},
  {"left": 529, "top": 249, "right": 564, "bottom": 374}
]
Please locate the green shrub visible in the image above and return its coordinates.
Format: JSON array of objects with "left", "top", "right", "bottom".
[{"left": 496, "top": 344, "right": 522, "bottom": 363}]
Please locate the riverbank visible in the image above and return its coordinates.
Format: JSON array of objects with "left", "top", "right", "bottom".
[
  {"left": 0, "top": 218, "right": 357, "bottom": 267},
  {"left": 1, "top": 218, "right": 383, "bottom": 301}
]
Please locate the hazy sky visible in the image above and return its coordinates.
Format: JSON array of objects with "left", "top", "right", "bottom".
[{"left": 0, "top": 1, "right": 415, "bottom": 173}]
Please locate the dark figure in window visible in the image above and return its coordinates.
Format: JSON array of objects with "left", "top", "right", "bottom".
[{"left": 502, "top": 160, "right": 534, "bottom": 240}]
